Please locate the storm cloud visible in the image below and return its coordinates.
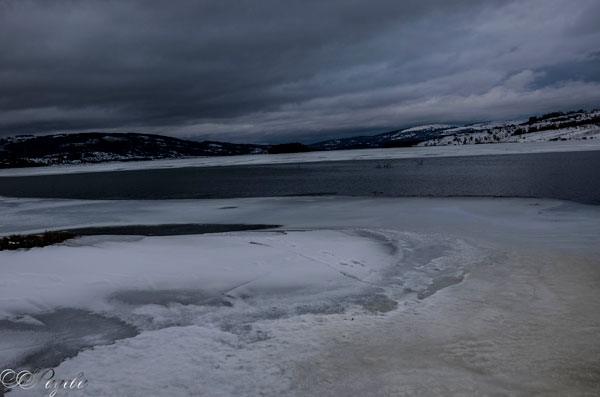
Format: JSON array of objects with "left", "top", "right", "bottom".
[{"left": 1, "top": 0, "right": 599, "bottom": 142}]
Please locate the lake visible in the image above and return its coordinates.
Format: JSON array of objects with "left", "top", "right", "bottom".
[{"left": 0, "top": 150, "right": 599, "bottom": 204}]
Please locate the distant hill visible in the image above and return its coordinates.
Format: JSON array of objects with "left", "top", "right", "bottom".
[
  {"left": 308, "top": 124, "right": 456, "bottom": 150},
  {"left": 1, "top": 109, "right": 599, "bottom": 169},
  {"left": 0, "top": 132, "right": 267, "bottom": 168},
  {"left": 418, "top": 109, "right": 600, "bottom": 146},
  {"left": 309, "top": 109, "right": 600, "bottom": 150}
]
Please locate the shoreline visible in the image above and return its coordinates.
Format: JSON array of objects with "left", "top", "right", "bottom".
[{"left": 1, "top": 140, "right": 600, "bottom": 177}]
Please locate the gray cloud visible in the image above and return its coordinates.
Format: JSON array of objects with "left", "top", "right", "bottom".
[{"left": 0, "top": 0, "right": 599, "bottom": 143}]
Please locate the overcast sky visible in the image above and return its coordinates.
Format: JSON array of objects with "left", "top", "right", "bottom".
[{"left": 1, "top": 0, "right": 599, "bottom": 143}]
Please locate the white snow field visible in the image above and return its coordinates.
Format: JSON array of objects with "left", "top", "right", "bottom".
[
  {"left": 0, "top": 140, "right": 599, "bottom": 177},
  {"left": 1, "top": 196, "right": 599, "bottom": 396}
]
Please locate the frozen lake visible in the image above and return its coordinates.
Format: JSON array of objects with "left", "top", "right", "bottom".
[
  {"left": 1, "top": 146, "right": 599, "bottom": 396},
  {"left": 1, "top": 196, "right": 599, "bottom": 396}
]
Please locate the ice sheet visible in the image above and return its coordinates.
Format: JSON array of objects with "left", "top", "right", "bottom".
[
  {"left": 2, "top": 195, "right": 599, "bottom": 253},
  {"left": 1, "top": 196, "right": 599, "bottom": 396}
]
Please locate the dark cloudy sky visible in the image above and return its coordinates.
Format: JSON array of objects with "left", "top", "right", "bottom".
[{"left": 1, "top": 0, "right": 599, "bottom": 143}]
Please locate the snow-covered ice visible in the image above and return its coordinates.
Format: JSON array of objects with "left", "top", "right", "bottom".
[{"left": 1, "top": 196, "right": 599, "bottom": 396}]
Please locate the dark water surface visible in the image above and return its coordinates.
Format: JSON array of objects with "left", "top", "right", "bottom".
[
  {"left": 0, "top": 309, "right": 139, "bottom": 369},
  {"left": 62, "top": 223, "right": 279, "bottom": 236},
  {"left": 1, "top": 151, "right": 599, "bottom": 204}
]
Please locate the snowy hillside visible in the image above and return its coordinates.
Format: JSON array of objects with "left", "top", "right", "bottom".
[
  {"left": 0, "top": 132, "right": 268, "bottom": 168},
  {"left": 309, "top": 109, "right": 600, "bottom": 150},
  {"left": 419, "top": 109, "right": 600, "bottom": 146},
  {"left": 1, "top": 110, "right": 599, "bottom": 170},
  {"left": 308, "top": 124, "right": 458, "bottom": 150}
]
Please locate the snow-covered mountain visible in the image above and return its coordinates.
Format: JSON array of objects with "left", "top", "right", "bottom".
[
  {"left": 419, "top": 109, "right": 600, "bottom": 146},
  {"left": 0, "top": 132, "right": 268, "bottom": 168},
  {"left": 309, "top": 109, "right": 600, "bottom": 150},
  {"left": 1, "top": 109, "right": 599, "bottom": 169},
  {"left": 308, "top": 124, "right": 458, "bottom": 150}
]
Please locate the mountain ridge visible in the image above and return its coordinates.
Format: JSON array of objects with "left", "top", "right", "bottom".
[
  {"left": 0, "top": 132, "right": 267, "bottom": 168},
  {"left": 308, "top": 109, "right": 600, "bottom": 150},
  {"left": 1, "top": 109, "right": 599, "bottom": 169}
]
